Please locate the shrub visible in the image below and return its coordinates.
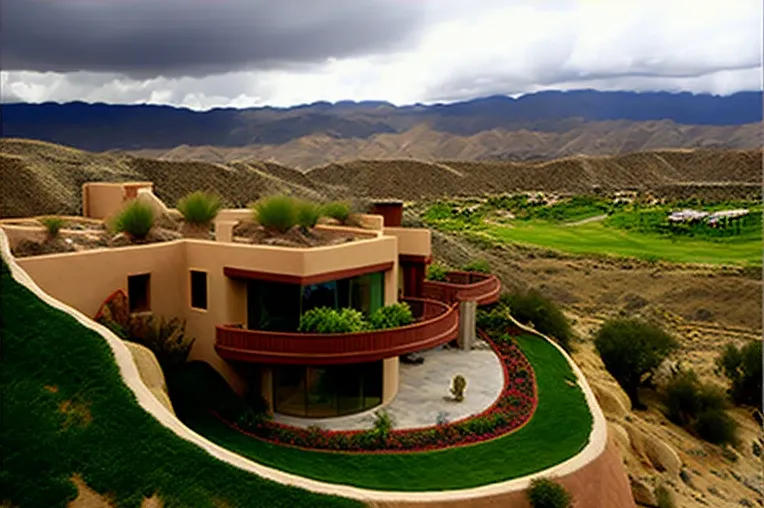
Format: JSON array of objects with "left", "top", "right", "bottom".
[
  {"left": 462, "top": 259, "right": 491, "bottom": 274},
  {"left": 237, "top": 407, "right": 271, "bottom": 432},
  {"left": 298, "top": 307, "right": 368, "bottom": 333},
  {"left": 655, "top": 485, "right": 675, "bottom": 508},
  {"left": 251, "top": 195, "right": 297, "bottom": 234},
  {"left": 368, "top": 302, "right": 414, "bottom": 330},
  {"left": 372, "top": 409, "right": 395, "bottom": 442},
  {"left": 113, "top": 200, "right": 155, "bottom": 239},
  {"left": 39, "top": 216, "right": 65, "bottom": 240},
  {"left": 502, "top": 289, "right": 573, "bottom": 351},
  {"left": 295, "top": 199, "right": 322, "bottom": 231},
  {"left": 594, "top": 318, "right": 678, "bottom": 409},
  {"left": 176, "top": 191, "right": 222, "bottom": 226},
  {"left": 451, "top": 374, "right": 467, "bottom": 402},
  {"left": 323, "top": 201, "right": 351, "bottom": 224},
  {"left": 527, "top": 478, "right": 572, "bottom": 508},
  {"left": 716, "top": 340, "right": 763, "bottom": 406},
  {"left": 476, "top": 306, "right": 512, "bottom": 333},
  {"left": 664, "top": 368, "right": 737, "bottom": 445},
  {"left": 426, "top": 262, "right": 448, "bottom": 281}
]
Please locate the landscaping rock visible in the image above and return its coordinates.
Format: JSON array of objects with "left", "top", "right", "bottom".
[
  {"left": 644, "top": 437, "right": 682, "bottom": 477},
  {"left": 108, "top": 232, "right": 132, "bottom": 247},
  {"left": 124, "top": 341, "right": 174, "bottom": 415},
  {"left": 593, "top": 382, "right": 630, "bottom": 418},
  {"left": 624, "top": 422, "right": 648, "bottom": 459},
  {"left": 630, "top": 477, "right": 657, "bottom": 506},
  {"left": 609, "top": 422, "right": 632, "bottom": 452}
]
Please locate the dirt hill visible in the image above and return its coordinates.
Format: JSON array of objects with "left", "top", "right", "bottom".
[
  {"left": 122, "top": 120, "right": 761, "bottom": 170},
  {"left": 1, "top": 138, "right": 760, "bottom": 218}
]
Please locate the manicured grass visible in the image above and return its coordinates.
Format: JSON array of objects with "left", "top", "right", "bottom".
[
  {"left": 480, "top": 221, "right": 761, "bottom": 265},
  {"left": 179, "top": 334, "right": 593, "bottom": 491},
  {"left": 0, "top": 262, "right": 360, "bottom": 508}
]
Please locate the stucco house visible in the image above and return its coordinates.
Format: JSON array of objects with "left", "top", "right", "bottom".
[{"left": 2, "top": 182, "right": 500, "bottom": 419}]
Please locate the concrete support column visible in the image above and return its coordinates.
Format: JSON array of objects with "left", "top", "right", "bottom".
[
  {"left": 382, "top": 356, "right": 400, "bottom": 404},
  {"left": 458, "top": 300, "right": 477, "bottom": 350}
]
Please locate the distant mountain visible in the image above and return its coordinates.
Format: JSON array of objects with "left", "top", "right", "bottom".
[{"left": 1, "top": 90, "right": 761, "bottom": 152}]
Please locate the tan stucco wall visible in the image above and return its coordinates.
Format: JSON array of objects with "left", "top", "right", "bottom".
[
  {"left": 82, "top": 182, "right": 153, "bottom": 220},
  {"left": 383, "top": 227, "right": 431, "bottom": 257},
  {"left": 382, "top": 357, "right": 399, "bottom": 404}
]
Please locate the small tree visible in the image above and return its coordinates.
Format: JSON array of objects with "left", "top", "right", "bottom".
[
  {"left": 527, "top": 478, "right": 572, "bottom": 508},
  {"left": 594, "top": 318, "right": 678, "bottom": 409},
  {"left": 716, "top": 340, "right": 763, "bottom": 406}
]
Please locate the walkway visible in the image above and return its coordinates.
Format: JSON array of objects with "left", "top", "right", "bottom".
[{"left": 275, "top": 343, "right": 504, "bottom": 431}]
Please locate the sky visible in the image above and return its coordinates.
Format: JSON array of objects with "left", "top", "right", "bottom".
[{"left": 1, "top": 0, "right": 761, "bottom": 110}]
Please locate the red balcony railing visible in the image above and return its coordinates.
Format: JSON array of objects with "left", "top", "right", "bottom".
[
  {"left": 215, "top": 297, "right": 458, "bottom": 365},
  {"left": 421, "top": 271, "right": 501, "bottom": 306}
]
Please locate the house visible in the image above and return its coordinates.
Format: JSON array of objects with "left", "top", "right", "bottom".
[{"left": 1, "top": 182, "right": 500, "bottom": 419}]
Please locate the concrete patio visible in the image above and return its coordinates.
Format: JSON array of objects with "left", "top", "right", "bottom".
[{"left": 274, "top": 343, "right": 504, "bottom": 431}]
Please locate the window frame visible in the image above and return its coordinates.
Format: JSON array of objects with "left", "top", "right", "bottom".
[
  {"left": 189, "top": 269, "right": 209, "bottom": 311},
  {"left": 127, "top": 273, "right": 151, "bottom": 313}
]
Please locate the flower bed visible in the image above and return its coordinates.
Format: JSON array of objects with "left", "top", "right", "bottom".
[{"left": 215, "top": 334, "right": 537, "bottom": 453}]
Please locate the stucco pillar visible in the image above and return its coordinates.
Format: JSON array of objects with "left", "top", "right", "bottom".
[
  {"left": 382, "top": 356, "right": 399, "bottom": 404},
  {"left": 458, "top": 300, "right": 477, "bottom": 350},
  {"left": 214, "top": 220, "right": 237, "bottom": 243},
  {"left": 384, "top": 262, "right": 398, "bottom": 305}
]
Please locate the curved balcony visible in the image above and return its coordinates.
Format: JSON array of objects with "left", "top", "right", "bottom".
[
  {"left": 215, "top": 297, "right": 459, "bottom": 365},
  {"left": 421, "top": 271, "right": 501, "bottom": 306}
]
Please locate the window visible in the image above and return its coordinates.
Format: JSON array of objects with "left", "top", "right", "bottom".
[
  {"left": 190, "top": 270, "right": 208, "bottom": 310},
  {"left": 127, "top": 273, "right": 150, "bottom": 313}
]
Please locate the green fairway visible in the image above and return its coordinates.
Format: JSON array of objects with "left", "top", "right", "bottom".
[
  {"left": 179, "top": 334, "right": 593, "bottom": 491},
  {"left": 0, "top": 261, "right": 359, "bottom": 508},
  {"left": 481, "top": 220, "right": 762, "bottom": 265}
]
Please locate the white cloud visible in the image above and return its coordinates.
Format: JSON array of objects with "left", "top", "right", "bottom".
[{"left": 1, "top": 0, "right": 761, "bottom": 109}]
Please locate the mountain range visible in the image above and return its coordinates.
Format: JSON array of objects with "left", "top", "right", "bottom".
[{"left": 2, "top": 90, "right": 761, "bottom": 153}]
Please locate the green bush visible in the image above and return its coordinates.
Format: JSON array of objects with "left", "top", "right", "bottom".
[
  {"left": 476, "top": 306, "right": 512, "bottom": 333},
  {"left": 298, "top": 307, "right": 368, "bottom": 333},
  {"left": 39, "top": 216, "right": 65, "bottom": 239},
  {"left": 501, "top": 289, "right": 573, "bottom": 351},
  {"left": 462, "top": 259, "right": 491, "bottom": 274},
  {"left": 716, "top": 340, "right": 763, "bottom": 406},
  {"left": 426, "top": 262, "right": 449, "bottom": 281},
  {"left": 594, "top": 318, "right": 678, "bottom": 409},
  {"left": 323, "top": 201, "right": 352, "bottom": 224},
  {"left": 527, "top": 478, "right": 572, "bottom": 508},
  {"left": 372, "top": 409, "right": 395, "bottom": 442},
  {"left": 176, "top": 190, "right": 222, "bottom": 226},
  {"left": 655, "top": 485, "right": 676, "bottom": 508},
  {"left": 695, "top": 408, "right": 737, "bottom": 445},
  {"left": 368, "top": 302, "right": 414, "bottom": 330},
  {"left": 251, "top": 194, "right": 297, "bottom": 234},
  {"left": 295, "top": 199, "right": 323, "bottom": 230},
  {"left": 113, "top": 200, "right": 155, "bottom": 239}
]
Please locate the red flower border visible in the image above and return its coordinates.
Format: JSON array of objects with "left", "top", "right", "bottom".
[{"left": 212, "top": 332, "right": 538, "bottom": 454}]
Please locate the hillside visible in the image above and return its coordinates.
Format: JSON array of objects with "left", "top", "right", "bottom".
[
  {"left": 121, "top": 121, "right": 761, "bottom": 170},
  {"left": 2, "top": 90, "right": 761, "bottom": 151},
  {"left": 1, "top": 138, "right": 760, "bottom": 218}
]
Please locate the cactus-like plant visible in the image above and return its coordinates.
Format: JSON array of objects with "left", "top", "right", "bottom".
[{"left": 451, "top": 374, "right": 467, "bottom": 402}]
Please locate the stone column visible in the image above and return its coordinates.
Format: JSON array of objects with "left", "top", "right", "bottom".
[{"left": 458, "top": 300, "right": 477, "bottom": 350}]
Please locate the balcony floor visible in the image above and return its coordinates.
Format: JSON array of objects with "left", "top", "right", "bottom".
[{"left": 273, "top": 341, "right": 504, "bottom": 431}]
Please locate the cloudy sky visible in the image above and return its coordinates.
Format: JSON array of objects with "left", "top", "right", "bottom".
[{"left": 1, "top": 0, "right": 761, "bottom": 110}]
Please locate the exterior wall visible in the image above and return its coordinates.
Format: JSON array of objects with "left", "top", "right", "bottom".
[
  {"left": 383, "top": 227, "right": 431, "bottom": 258},
  {"left": 82, "top": 182, "right": 153, "bottom": 220},
  {"left": 382, "top": 356, "right": 400, "bottom": 404}
]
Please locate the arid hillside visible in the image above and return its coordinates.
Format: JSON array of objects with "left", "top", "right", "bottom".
[
  {"left": 122, "top": 121, "right": 761, "bottom": 170},
  {"left": 1, "top": 138, "right": 760, "bottom": 217}
]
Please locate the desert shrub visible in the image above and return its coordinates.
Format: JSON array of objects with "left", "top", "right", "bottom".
[
  {"left": 295, "top": 199, "right": 323, "bottom": 230},
  {"left": 655, "top": 485, "right": 675, "bottom": 508},
  {"left": 125, "top": 315, "right": 195, "bottom": 374},
  {"left": 501, "top": 289, "right": 573, "bottom": 351},
  {"left": 594, "top": 318, "right": 678, "bottom": 409},
  {"left": 176, "top": 191, "right": 222, "bottom": 226},
  {"left": 113, "top": 200, "right": 155, "bottom": 239},
  {"left": 716, "top": 340, "right": 763, "bottom": 406},
  {"left": 663, "top": 368, "right": 737, "bottom": 445},
  {"left": 451, "top": 374, "right": 467, "bottom": 402},
  {"left": 298, "top": 307, "right": 367, "bottom": 333},
  {"left": 39, "top": 216, "right": 65, "bottom": 239},
  {"left": 527, "top": 478, "right": 572, "bottom": 508},
  {"left": 426, "top": 262, "right": 448, "bottom": 281},
  {"left": 251, "top": 195, "right": 297, "bottom": 234},
  {"left": 462, "top": 258, "right": 491, "bottom": 273},
  {"left": 323, "top": 201, "right": 351, "bottom": 224},
  {"left": 372, "top": 409, "right": 395, "bottom": 441},
  {"left": 368, "top": 302, "right": 414, "bottom": 330},
  {"left": 476, "top": 306, "right": 511, "bottom": 333}
]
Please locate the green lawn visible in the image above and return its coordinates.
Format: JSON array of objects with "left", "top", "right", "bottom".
[
  {"left": 0, "top": 261, "right": 360, "bottom": 508},
  {"left": 480, "top": 221, "right": 761, "bottom": 265},
  {"left": 180, "top": 334, "right": 593, "bottom": 491}
]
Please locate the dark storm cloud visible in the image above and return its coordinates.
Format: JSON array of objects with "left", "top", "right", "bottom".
[{"left": 0, "top": 0, "right": 427, "bottom": 78}]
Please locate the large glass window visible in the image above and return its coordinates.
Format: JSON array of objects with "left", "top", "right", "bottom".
[
  {"left": 273, "top": 361, "right": 383, "bottom": 417},
  {"left": 247, "top": 280, "right": 301, "bottom": 331}
]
